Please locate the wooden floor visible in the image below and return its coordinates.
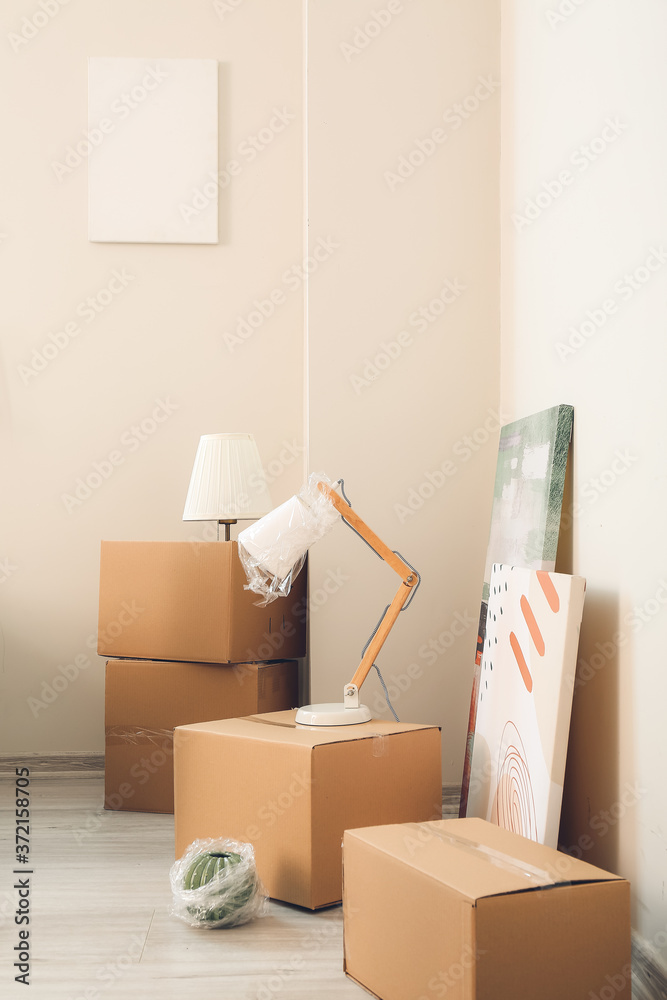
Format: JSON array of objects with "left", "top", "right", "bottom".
[{"left": 0, "top": 773, "right": 460, "bottom": 999}]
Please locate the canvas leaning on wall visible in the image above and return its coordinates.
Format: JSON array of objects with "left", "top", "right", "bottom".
[
  {"left": 460, "top": 403, "right": 574, "bottom": 815},
  {"left": 466, "top": 563, "right": 586, "bottom": 848}
]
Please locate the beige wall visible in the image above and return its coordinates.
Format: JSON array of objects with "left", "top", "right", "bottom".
[
  {"left": 0, "top": 1, "right": 501, "bottom": 771},
  {"left": 0, "top": 0, "right": 306, "bottom": 751},
  {"left": 307, "top": 0, "right": 500, "bottom": 781},
  {"left": 502, "top": 0, "right": 667, "bottom": 959}
]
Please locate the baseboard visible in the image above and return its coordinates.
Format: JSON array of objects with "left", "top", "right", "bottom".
[
  {"left": 0, "top": 752, "right": 104, "bottom": 775},
  {"left": 632, "top": 932, "right": 667, "bottom": 1000}
]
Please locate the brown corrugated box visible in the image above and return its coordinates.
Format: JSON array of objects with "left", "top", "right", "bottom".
[
  {"left": 343, "top": 817, "right": 631, "bottom": 1000},
  {"left": 105, "top": 659, "right": 298, "bottom": 814},
  {"left": 97, "top": 540, "right": 307, "bottom": 663},
  {"left": 174, "top": 710, "right": 442, "bottom": 909}
]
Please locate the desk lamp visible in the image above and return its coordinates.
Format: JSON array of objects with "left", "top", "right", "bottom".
[{"left": 238, "top": 475, "right": 420, "bottom": 726}]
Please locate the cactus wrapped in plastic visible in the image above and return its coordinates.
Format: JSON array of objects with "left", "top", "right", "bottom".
[{"left": 169, "top": 838, "right": 267, "bottom": 929}]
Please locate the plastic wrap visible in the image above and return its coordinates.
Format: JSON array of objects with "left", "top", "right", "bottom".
[
  {"left": 104, "top": 726, "right": 173, "bottom": 747},
  {"left": 169, "top": 838, "right": 267, "bottom": 929},
  {"left": 238, "top": 472, "right": 340, "bottom": 605}
]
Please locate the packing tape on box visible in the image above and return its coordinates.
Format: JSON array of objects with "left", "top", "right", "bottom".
[
  {"left": 105, "top": 726, "right": 174, "bottom": 747},
  {"left": 239, "top": 717, "right": 392, "bottom": 756},
  {"left": 241, "top": 715, "right": 297, "bottom": 729},
  {"left": 402, "top": 824, "right": 562, "bottom": 887},
  {"left": 240, "top": 717, "right": 390, "bottom": 753}
]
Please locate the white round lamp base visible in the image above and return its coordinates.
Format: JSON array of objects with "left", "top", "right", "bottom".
[{"left": 295, "top": 703, "right": 372, "bottom": 726}]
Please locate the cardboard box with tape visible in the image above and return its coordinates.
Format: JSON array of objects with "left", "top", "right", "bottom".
[
  {"left": 343, "top": 817, "right": 631, "bottom": 1000},
  {"left": 105, "top": 659, "right": 298, "bottom": 813}
]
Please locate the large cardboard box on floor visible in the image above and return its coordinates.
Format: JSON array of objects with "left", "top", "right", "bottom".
[
  {"left": 98, "top": 540, "right": 307, "bottom": 663},
  {"left": 174, "top": 711, "right": 442, "bottom": 909},
  {"left": 343, "top": 817, "right": 631, "bottom": 1000},
  {"left": 105, "top": 659, "right": 298, "bottom": 814}
]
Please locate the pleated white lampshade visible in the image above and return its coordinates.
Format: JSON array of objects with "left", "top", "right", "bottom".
[{"left": 182, "top": 433, "right": 273, "bottom": 522}]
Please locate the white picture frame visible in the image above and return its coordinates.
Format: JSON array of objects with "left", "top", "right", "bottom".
[{"left": 88, "top": 57, "right": 218, "bottom": 244}]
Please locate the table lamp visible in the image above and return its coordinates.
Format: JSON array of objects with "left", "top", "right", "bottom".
[
  {"left": 238, "top": 475, "right": 419, "bottom": 726},
  {"left": 183, "top": 433, "right": 273, "bottom": 540}
]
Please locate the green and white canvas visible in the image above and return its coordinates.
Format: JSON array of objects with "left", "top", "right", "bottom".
[{"left": 460, "top": 404, "right": 573, "bottom": 816}]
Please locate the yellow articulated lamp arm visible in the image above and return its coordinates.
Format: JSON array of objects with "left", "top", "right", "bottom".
[{"left": 317, "top": 482, "right": 419, "bottom": 699}]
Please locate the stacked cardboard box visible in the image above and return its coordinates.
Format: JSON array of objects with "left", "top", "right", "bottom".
[{"left": 99, "top": 540, "right": 306, "bottom": 813}]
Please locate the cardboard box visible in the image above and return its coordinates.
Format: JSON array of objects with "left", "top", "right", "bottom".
[
  {"left": 105, "top": 659, "right": 298, "bottom": 814},
  {"left": 343, "top": 817, "right": 631, "bottom": 1000},
  {"left": 98, "top": 540, "right": 307, "bottom": 663},
  {"left": 174, "top": 710, "right": 442, "bottom": 908}
]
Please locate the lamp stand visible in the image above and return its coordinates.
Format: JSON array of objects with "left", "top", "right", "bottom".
[
  {"left": 217, "top": 519, "right": 237, "bottom": 541},
  {"left": 295, "top": 483, "right": 419, "bottom": 727}
]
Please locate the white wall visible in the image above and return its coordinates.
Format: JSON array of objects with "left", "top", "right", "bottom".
[
  {"left": 502, "top": 0, "right": 667, "bottom": 959},
  {"left": 307, "top": 0, "right": 500, "bottom": 781},
  {"left": 0, "top": 0, "right": 306, "bottom": 752}
]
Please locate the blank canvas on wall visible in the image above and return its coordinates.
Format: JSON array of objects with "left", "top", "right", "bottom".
[
  {"left": 88, "top": 58, "right": 218, "bottom": 244},
  {"left": 466, "top": 563, "right": 586, "bottom": 848}
]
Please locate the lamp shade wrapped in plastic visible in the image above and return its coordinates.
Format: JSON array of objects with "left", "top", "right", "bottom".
[
  {"left": 183, "top": 433, "right": 273, "bottom": 521},
  {"left": 238, "top": 473, "right": 340, "bottom": 604}
]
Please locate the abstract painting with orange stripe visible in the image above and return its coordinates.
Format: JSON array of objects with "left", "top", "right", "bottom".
[
  {"left": 459, "top": 404, "right": 573, "bottom": 818},
  {"left": 466, "top": 563, "right": 586, "bottom": 847}
]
